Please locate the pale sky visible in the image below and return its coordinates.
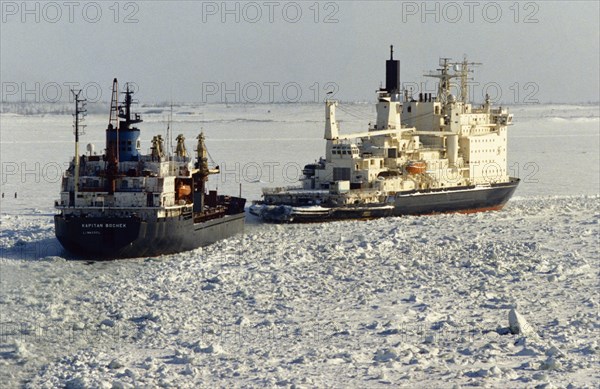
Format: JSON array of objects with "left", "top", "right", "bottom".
[{"left": 1, "top": 1, "right": 599, "bottom": 104}]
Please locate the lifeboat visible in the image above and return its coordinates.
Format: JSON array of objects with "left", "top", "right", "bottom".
[{"left": 406, "top": 161, "right": 427, "bottom": 174}]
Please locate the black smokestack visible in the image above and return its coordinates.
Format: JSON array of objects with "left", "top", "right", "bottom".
[{"left": 385, "top": 45, "right": 400, "bottom": 94}]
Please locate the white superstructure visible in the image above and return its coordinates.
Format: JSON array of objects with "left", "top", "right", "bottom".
[{"left": 264, "top": 54, "right": 513, "bottom": 207}]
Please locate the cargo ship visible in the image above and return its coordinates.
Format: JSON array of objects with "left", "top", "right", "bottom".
[
  {"left": 54, "top": 79, "right": 245, "bottom": 258},
  {"left": 250, "top": 47, "right": 519, "bottom": 222}
]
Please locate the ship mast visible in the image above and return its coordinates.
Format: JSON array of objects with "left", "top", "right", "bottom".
[
  {"left": 424, "top": 58, "right": 456, "bottom": 105},
  {"left": 167, "top": 101, "right": 173, "bottom": 159},
  {"left": 425, "top": 57, "right": 481, "bottom": 105},
  {"left": 196, "top": 131, "right": 220, "bottom": 178},
  {"left": 196, "top": 132, "right": 209, "bottom": 180},
  {"left": 194, "top": 131, "right": 220, "bottom": 212},
  {"left": 106, "top": 79, "right": 120, "bottom": 194},
  {"left": 450, "top": 57, "right": 481, "bottom": 103},
  {"left": 108, "top": 78, "right": 119, "bottom": 159},
  {"left": 71, "top": 89, "right": 86, "bottom": 199},
  {"left": 118, "top": 82, "right": 142, "bottom": 127}
]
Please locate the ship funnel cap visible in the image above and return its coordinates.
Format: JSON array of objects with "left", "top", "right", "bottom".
[{"left": 385, "top": 45, "right": 400, "bottom": 95}]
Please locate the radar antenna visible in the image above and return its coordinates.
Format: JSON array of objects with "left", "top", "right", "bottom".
[{"left": 424, "top": 57, "right": 455, "bottom": 105}]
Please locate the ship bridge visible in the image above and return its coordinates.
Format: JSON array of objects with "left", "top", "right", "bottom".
[{"left": 331, "top": 144, "right": 360, "bottom": 158}]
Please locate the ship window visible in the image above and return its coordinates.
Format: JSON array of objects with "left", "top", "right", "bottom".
[
  {"left": 333, "top": 167, "right": 351, "bottom": 181},
  {"left": 408, "top": 106, "right": 412, "bottom": 113},
  {"left": 127, "top": 141, "right": 132, "bottom": 145}
]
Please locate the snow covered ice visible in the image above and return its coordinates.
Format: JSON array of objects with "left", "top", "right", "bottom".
[{"left": 0, "top": 103, "right": 599, "bottom": 387}]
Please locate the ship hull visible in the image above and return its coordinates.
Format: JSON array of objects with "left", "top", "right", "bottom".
[
  {"left": 251, "top": 179, "right": 519, "bottom": 223},
  {"left": 391, "top": 179, "right": 519, "bottom": 216},
  {"left": 54, "top": 213, "right": 245, "bottom": 259}
]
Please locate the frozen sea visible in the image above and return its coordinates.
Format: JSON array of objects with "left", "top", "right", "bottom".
[{"left": 0, "top": 102, "right": 598, "bottom": 388}]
